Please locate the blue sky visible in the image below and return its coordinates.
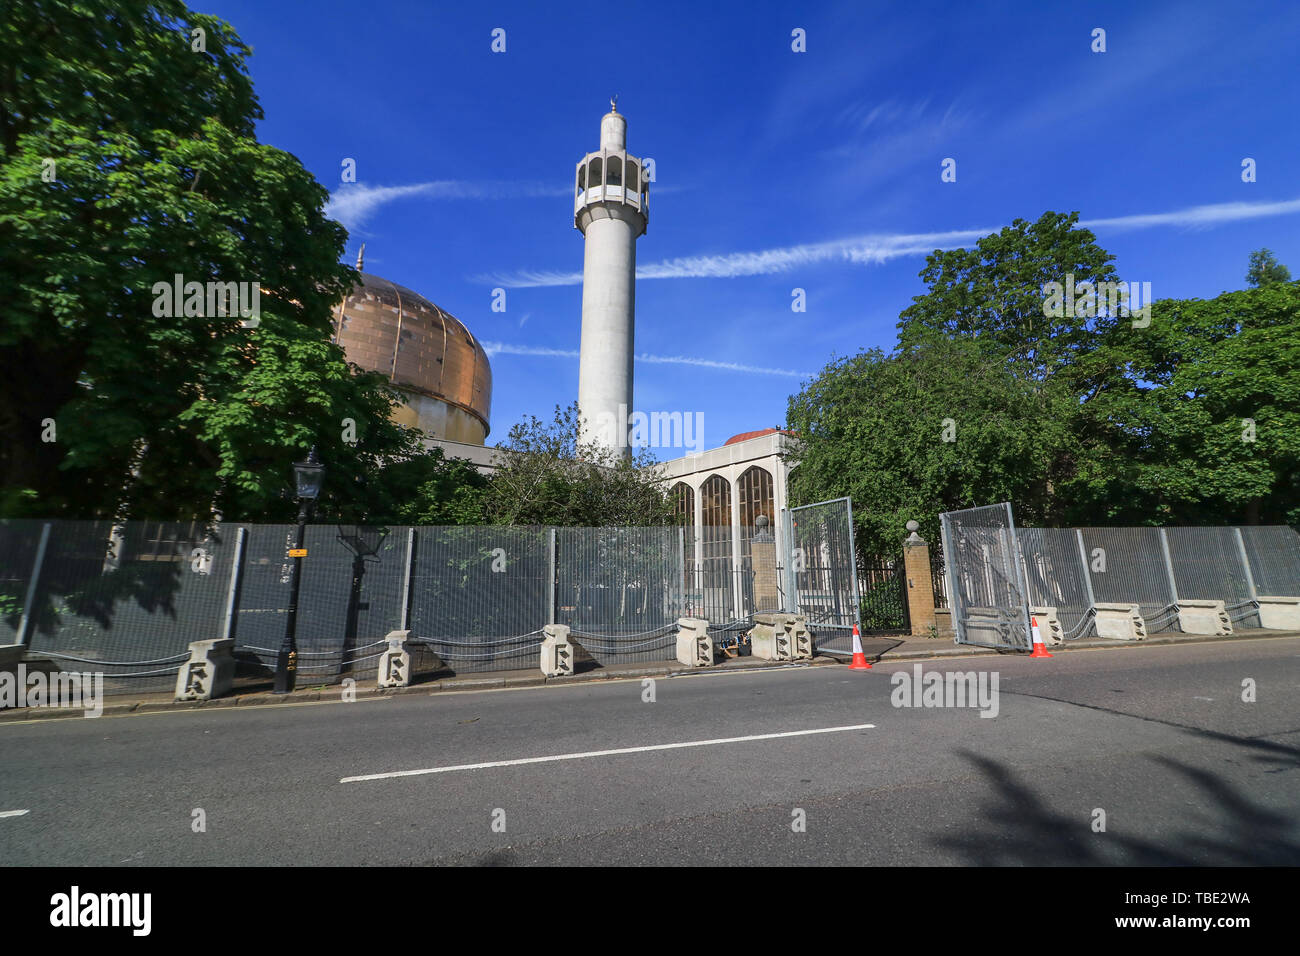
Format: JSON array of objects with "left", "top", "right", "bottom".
[{"left": 205, "top": 0, "right": 1300, "bottom": 457}]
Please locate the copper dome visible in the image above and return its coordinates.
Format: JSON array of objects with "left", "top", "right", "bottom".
[{"left": 332, "top": 272, "right": 492, "bottom": 442}]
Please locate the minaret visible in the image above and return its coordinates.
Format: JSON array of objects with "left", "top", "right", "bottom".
[{"left": 575, "top": 97, "right": 648, "bottom": 457}]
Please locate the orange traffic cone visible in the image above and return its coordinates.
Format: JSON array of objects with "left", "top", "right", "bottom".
[
  {"left": 1029, "top": 616, "right": 1053, "bottom": 658},
  {"left": 848, "top": 624, "right": 873, "bottom": 670}
]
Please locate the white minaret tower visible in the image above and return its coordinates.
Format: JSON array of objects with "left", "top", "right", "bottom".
[{"left": 575, "top": 97, "right": 648, "bottom": 457}]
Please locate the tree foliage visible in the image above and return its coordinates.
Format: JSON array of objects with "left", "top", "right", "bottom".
[
  {"left": 0, "top": 0, "right": 421, "bottom": 522},
  {"left": 1246, "top": 248, "right": 1291, "bottom": 288},
  {"left": 483, "top": 403, "right": 674, "bottom": 527},
  {"left": 786, "top": 338, "right": 1051, "bottom": 557},
  {"left": 790, "top": 218, "right": 1300, "bottom": 555}
]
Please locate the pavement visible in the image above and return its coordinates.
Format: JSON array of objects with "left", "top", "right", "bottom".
[
  {"left": 1, "top": 630, "right": 1297, "bottom": 865},
  {"left": 1, "top": 625, "right": 1294, "bottom": 721}
]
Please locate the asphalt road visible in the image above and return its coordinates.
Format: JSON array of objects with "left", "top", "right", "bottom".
[{"left": 2, "top": 636, "right": 1298, "bottom": 865}]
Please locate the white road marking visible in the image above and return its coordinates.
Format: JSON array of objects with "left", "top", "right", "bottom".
[
  {"left": 0, "top": 809, "right": 30, "bottom": 819},
  {"left": 1193, "top": 696, "right": 1215, "bottom": 701},
  {"left": 340, "top": 723, "right": 877, "bottom": 783}
]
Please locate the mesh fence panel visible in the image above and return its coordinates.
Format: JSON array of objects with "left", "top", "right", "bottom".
[
  {"left": 1016, "top": 527, "right": 1094, "bottom": 639},
  {"left": 787, "top": 499, "right": 859, "bottom": 654},
  {"left": 1078, "top": 527, "right": 1178, "bottom": 632},
  {"left": 1238, "top": 526, "right": 1300, "bottom": 597},
  {"left": 408, "top": 526, "right": 550, "bottom": 674},
  {"left": 20, "top": 521, "right": 236, "bottom": 694},
  {"left": 940, "top": 503, "right": 1031, "bottom": 650},
  {"left": 0, "top": 519, "right": 47, "bottom": 645},
  {"left": 1164, "top": 527, "right": 1259, "bottom": 626},
  {"left": 232, "top": 524, "right": 409, "bottom": 681},
  {"left": 558, "top": 526, "right": 684, "bottom": 665}
]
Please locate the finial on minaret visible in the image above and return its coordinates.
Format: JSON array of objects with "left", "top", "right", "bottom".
[
  {"left": 610, "top": 95, "right": 618, "bottom": 113},
  {"left": 355, "top": 243, "right": 365, "bottom": 271}
]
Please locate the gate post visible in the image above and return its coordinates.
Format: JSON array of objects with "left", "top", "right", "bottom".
[{"left": 902, "top": 522, "right": 937, "bottom": 637}]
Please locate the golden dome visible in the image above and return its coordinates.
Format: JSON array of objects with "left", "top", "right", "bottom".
[{"left": 332, "top": 272, "right": 492, "bottom": 443}]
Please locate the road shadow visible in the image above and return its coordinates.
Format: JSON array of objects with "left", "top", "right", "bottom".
[{"left": 935, "top": 733, "right": 1300, "bottom": 865}]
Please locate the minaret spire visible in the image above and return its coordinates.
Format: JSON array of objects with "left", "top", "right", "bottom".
[
  {"left": 355, "top": 243, "right": 365, "bottom": 271},
  {"left": 574, "top": 105, "right": 648, "bottom": 458}
]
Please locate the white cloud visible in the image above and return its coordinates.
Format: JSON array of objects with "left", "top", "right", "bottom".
[
  {"left": 486, "top": 195, "right": 1300, "bottom": 287},
  {"left": 482, "top": 341, "right": 810, "bottom": 378},
  {"left": 1080, "top": 197, "right": 1300, "bottom": 232},
  {"left": 325, "top": 180, "right": 574, "bottom": 231}
]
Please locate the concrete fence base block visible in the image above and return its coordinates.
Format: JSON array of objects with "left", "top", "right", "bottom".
[
  {"left": 1177, "top": 600, "right": 1232, "bottom": 635},
  {"left": 962, "top": 607, "right": 1023, "bottom": 647},
  {"left": 750, "top": 613, "right": 812, "bottom": 661},
  {"left": 1256, "top": 596, "right": 1300, "bottom": 630},
  {"left": 175, "top": 638, "right": 236, "bottom": 701},
  {"left": 933, "top": 608, "right": 955, "bottom": 639},
  {"left": 377, "top": 630, "right": 443, "bottom": 688},
  {"left": 1093, "top": 603, "right": 1147, "bottom": 641},
  {"left": 540, "top": 624, "right": 575, "bottom": 678},
  {"left": 675, "top": 617, "right": 713, "bottom": 667},
  {"left": 1029, "top": 607, "right": 1065, "bottom": 646}
]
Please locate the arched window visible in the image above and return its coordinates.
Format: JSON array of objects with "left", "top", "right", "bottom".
[
  {"left": 625, "top": 159, "right": 638, "bottom": 196},
  {"left": 737, "top": 466, "right": 774, "bottom": 529},
  {"left": 577, "top": 164, "right": 586, "bottom": 195},
  {"left": 700, "top": 475, "right": 730, "bottom": 526},
  {"left": 672, "top": 482, "right": 695, "bottom": 526},
  {"left": 607, "top": 153, "right": 622, "bottom": 187},
  {"left": 588, "top": 157, "right": 602, "bottom": 187},
  {"left": 699, "top": 474, "right": 732, "bottom": 592}
]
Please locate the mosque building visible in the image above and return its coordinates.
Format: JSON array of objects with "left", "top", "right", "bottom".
[{"left": 331, "top": 105, "right": 796, "bottom": 588}]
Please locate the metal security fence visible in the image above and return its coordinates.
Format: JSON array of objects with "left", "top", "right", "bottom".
[
  {"left": 1237, "top": 526, "right": 1300, "bottom": 597},
  {"left": 1017, "top": 528, "right": 1095, "bottom": 640},
  {"left": 1164, "top": 527, "right": 1258, "bottom": 628},
  {"left": 408, "top": 526, "right": 550, "bottom": 674},
  {"left": 783, "top": 498, "right": 861, "bottom": 655},
  {"left": 944, "top": 508, "right": 1300, "bottom": 647},
  {"left": 4, "top": 513, "right": 859, "bottom": 693},
  {"left": 557, "top": 526, "right": 684, "bottom": 666},
  {"left": 939, "top": 503, "right": 1033, "bottom": 650}
]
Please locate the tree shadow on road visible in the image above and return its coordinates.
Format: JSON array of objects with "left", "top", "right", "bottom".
[{"left": 935, "top": 733, "right": 1300, "bottom": 865}]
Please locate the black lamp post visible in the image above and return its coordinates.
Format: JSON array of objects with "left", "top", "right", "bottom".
[{"left": 274, "top": 445, "right": 325, "bottom": 694}]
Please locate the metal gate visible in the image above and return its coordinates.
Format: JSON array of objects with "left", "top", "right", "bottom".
[
  {"left": 939, "top": 502, "right": 1033, "bottom": 650},
  {"left": 782, "top": 497, "right": 861, "bottom": 655}
]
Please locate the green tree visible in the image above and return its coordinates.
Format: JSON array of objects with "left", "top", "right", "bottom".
[
  {"left": 1246, "top": 248, "right": 1292, "bottom": 288},
  {"left": 897, "top": 211, "right": 1125, "bottom": 387},
  {"left": 483, "top": 403, "right": 674, "bottom": 527},
  {"left": 785, "top": 338, "right": 1052, "bottom": 558},
  {"left": 891, "top": 210, "right": 1134, "bottom": 525},
  {"left": 0, "top": 0, "right": 419, "bottom": 522},
  {"left": 1079, "top": 280, "right": 1300, "bottom": 525}
]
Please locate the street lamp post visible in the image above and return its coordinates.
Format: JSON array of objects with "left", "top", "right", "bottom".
[{"left": 274, "top": 446, "right": 325, "bottom": 694}]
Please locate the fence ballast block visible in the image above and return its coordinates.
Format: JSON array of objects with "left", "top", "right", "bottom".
[
  {"left": 1176, "top": 600, "right": 1232, "bottom": 635},
  {"left": 750, "top": 613, "right": 813, "bottom": 661},
  {"left": 1256, "top": 596, "right": 1300, "bottom": 631},
  {"left": 675, "top": 617, "right": 713, "bottom": 667},
  {"left": 962, "top": 607, "right": 1024, "bottom": 648},
  {"left": 175, "top": 638, "right": 236, "bottom": 701},
  {"left": 540, "top": 624, "right": 575, "bottom": 678},
  {"left": 376, "top": 630, "right": 443, "bottom": 688},
  {"left": 1093, "top": 603, "right": 1147, "bottom": 641},
  {"left": 1029, "top": 607, "right": 1065, "bottom": 646}
]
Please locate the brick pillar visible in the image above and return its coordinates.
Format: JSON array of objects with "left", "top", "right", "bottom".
[
  {"left": 751, "top": 537, "right": 780, "bottom": 611},
  {"left": 903, "top": 529, "right": 937, "bottom": 636}
]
